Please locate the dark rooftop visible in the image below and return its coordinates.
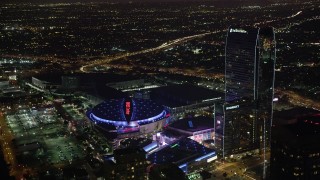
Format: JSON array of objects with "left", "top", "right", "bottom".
[
  {"left": 168, "top": 116, "right": 214, "bottom": 132},
  {"left": 151, "top": 84, "right": 223, "bottom": 107},
  {"left": 147, "top": 137, "right": 215, "bottom": 166},
  {"left": 273, "top": 107, "right": 320, "bottom": 125},
  {"left": 149, "top": 163, "right": 187, "bottom": 180},
  {"left": 32, "top": 73, "right": 130, "bottom": 99},
  {"left": 77, "top": 73, "right": 140, "bottom": 85},
  {"left": 86, "top": 85, "right": 126, "bottom": 100},
  {"left": 272, "top": 112, "right": 320, "bottom": 150},
  {"left": 33, "top": 73, "right": 62, "bottom": 84},
  {"left": 114, "top": 147, "right": 146, "bottom": 157},
  {"left": 120, "top": 138, "right": 152, "bottom": 149}
]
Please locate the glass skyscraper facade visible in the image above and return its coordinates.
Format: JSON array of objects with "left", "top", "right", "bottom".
[{"left": 222, "top": 26, "right": 276, "bottom": 157}]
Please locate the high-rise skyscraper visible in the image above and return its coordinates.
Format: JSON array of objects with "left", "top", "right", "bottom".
[{"left": 223, "top": 26, "right": 276, "bottom": 159}]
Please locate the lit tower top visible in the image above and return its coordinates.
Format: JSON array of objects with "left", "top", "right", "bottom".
[
  {"left": 225, "top": 26, "right": 276, "bottom": 102},
  {"left": 225, "top": 26, "right": 260, "bottom": 102}
]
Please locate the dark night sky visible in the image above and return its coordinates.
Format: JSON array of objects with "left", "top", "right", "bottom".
[
  {"left": 0, "top": 0, "right": 206, "bottom": 3},
  {"left": 0, "top": 0, "right": 202, "bottom": 3},
  {"left": 1, "top": 0, "right": 194, "bottom": 4},
  {"left": 0, "top": 0, "right": 300, "bottom": 4}
]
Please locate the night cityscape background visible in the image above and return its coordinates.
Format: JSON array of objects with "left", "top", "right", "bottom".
[{"left": 0, "top": 0, "right": 319, "bottom": 179}]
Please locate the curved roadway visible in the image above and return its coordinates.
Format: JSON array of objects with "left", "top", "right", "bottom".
[{"left": 79, "top": 31, "right": 221, "bottom": 73}]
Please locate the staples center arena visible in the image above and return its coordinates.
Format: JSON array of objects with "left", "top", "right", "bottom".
[{"left": 87, "top": 98, "right": 170, "bottom": 139}]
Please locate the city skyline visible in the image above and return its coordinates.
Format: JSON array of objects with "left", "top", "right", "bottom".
[{"left": 0, "top": 0, "right": 319, "bottom": 179}]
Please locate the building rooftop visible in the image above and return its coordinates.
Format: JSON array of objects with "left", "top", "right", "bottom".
[
  {"left": 151, "top": 84, "right": 224, "bottom": 108},
  {"left": 34, "top": 73, "right": 138, "bottom": 85},
  {"left": 272, "top": 112, "right": 320, "bottom": 150},
  {"left": 147, "top": 137, "right": 215, "bottom": 166},
  {"left": 85, "top": 85, "right": 126, "bottom": 100},
  {"left": 33, "top": 74, "right": 62, "bottom": 84},
  {"left": 33, "top": 73, "right": 133, "bottom": 98},
  {"left": 149, "top": 163, "right": 187, "bottom": 180},
  {"left": 120, "top": 138, "right": 152, "bottom": 149},
  {"left": 114, "top": 147, "right": 146, "bottom": 158},
  {"left": 273, "top": 107, "right": 320, "bottom": 125},
  {"left": 168, "top": 116, "right": 214, "bottom": 133}
]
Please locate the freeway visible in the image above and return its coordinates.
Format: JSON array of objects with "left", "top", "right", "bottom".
[
  {"left": 277, "top": 89, "right": 320, "bottom": 111},
  {"left": 79, "top": 9, "right": 310, "bottom": 79},
  {"left": 254, "top": 10, "right": 303, "bottom": 27},
  {"left": 79, "top": 30, "right": 221, "bottom": 73}
]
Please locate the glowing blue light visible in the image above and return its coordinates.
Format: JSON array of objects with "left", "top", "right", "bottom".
[
  {"left": 179, "top": 163, "right": 187, "bottom": 168},
  {"left": 89, "top": 109, "right": 167, "bottom": 127},
  {"left": 195, "top": 152, "right": 216, "bottom": 162},
  {"left": 143, "top": 142, "right": 158, "bottom": 152}
]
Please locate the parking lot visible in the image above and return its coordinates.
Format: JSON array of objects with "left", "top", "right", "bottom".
[
  {"left": 5, "top": 107, "right": 85, "bottom": 167},
  {"left": 63, "top": 104, "right": 85, "bottom": 121},
  {"left": 45, "top": 137, "right": 84, "bottom": 165}
]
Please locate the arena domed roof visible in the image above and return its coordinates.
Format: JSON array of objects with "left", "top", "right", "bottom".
[{"left": 88, "top": 98, "right": 168, "bottom": 127}]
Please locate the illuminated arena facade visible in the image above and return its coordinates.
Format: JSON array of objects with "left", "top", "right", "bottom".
[{"left": 87, "top": 98, "right": 169, "bottom": 138}]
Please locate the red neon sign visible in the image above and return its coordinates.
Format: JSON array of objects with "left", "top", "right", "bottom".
[{"left": 125, "top": 102, "right": 130, "bottom": 115}]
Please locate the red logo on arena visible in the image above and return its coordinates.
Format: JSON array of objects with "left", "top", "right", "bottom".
[
  {"left": 123, "top": 98, "right": 133, "bottom": 123},
  {"left": 125, "top": 102, "right": 131, "bottom": 115}
]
